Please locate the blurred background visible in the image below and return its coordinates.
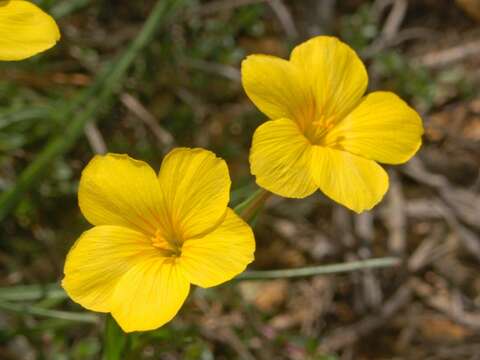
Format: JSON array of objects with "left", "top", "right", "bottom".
[{"left": 1, "top": 0, "right": 480, "bottom": 358}]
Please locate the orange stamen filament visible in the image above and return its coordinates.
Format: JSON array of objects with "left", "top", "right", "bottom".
[
  {"left": 151, "top": 230, "right": 182, "bottom": 257},
  {"left": 305, "top": 114, "right": 336, "bottom": 145}
]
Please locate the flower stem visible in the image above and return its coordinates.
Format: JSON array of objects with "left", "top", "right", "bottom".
[
  {"left": 0, "top": 283, "right": 66, "bottom": 302},
  {"left": 237, "top": 257, "right": 401, "bottom": 281},
  {"left": 0, "top": 257, "right": 400, "bottom": 325},
  {"left": 103, "top": 314, "right": 129, "bottom": 360},
  {"left": 0, "top": 299, "right": 97, "bottom": 323},
  {"left": 234, "top": 188, "right": 271, "bottom": 223}
]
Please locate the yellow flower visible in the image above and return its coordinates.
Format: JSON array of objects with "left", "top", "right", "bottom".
[
  {"left": 0, "top": 0, "right": 60, "bottom": 61},
  {"left": 242, "top": 36, "right": 423, "bottom": 213},
  {"left": 62, "top": 148, "right": 255, "bottom": 332}
]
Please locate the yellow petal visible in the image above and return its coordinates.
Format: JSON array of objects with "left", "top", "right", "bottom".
[
  {"left": 62, "top": 225, "right": 156, "bottom": 313},
  {"left": 78, "top": 153, "right": 166, "bottom": 236},
  {"left": 111, "top": 256, "right": 190, "bottom": 332},
  {"left": 290, "top": 36, "right": 368, "bottom": 122},
  {"left": 179, "top": 208, "right": 255, "bottom": 288},
  {"left": 0, "top": 0, "right": 60, "bottom": 61},
  {"left": 158, "top": 148, "right": 230, "bottom": 240},
  {"left": 241, "top": 54, "right": 315, "bottom": 126},
  {"left": 250, "top": 118, "right": 317, "bottom": 198},
  {"left": 311, "top": 147, "right": 389, "bottom": 213},
  {"left": 325, "top": 92, "right": 423, "bottom": 164}
]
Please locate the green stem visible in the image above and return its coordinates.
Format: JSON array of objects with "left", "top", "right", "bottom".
[
  {"left": 0, "top": 300, "right": 97, "bottom": 323},
  {"left": 237, "top": 257, "right": 401, "bottom": 281},
  {"left": 0, "top": 0, "right": 189, "bottom": 222},
  {"left": 0, "top": 283, "right": 65, "bottom": 301},
  {"left": 50, "top": 0, "right": 92, "bottom": 18},
  {"left": 103, "top": 314, "right": 129, "bottom": 360},
  {"left": 0, "top": 257, "right": 401, "bottom": 303},
  {"left": 234, "top": 188, "right": 271, "bottom": 223}
]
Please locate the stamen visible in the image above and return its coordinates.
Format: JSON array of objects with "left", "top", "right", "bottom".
[
  {"left": 151, "top": 230, "right": 182, "bottom": 257},
  {"left": 305, "top": 114, "right": 337, "bottom": 145}
]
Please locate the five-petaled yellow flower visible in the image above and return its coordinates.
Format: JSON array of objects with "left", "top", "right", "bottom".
[
  {"left": 62, "top": 148, "right": 255, "bottom": 332},
  {"left": 242, "top": 36, "right": 423, "bottom": 213},
  {"left": 0, "top": 0, "right": 60, "bottom": 61}
]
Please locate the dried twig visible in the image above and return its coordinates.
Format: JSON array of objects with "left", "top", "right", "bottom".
[
  {"left": 121, "top": 93, "right": 174, "bottom": 151},
  {"left": 355, "top": 213, "right": 383, "bottom": 309},
  {"left": 402, "top": 158, "right": 480, "bottom": 231},
  {"left": 333, "top": 206, "right": 355, "bottom": 248},
  {"left": 407, "top": 224, "right": 450, "bottom": 272},
  {"left": 417, "top": 39, "right": 480, "bottom": 68},
  {"left": 268, "top": 0, "right": 298, "bottom": 39},
  {"left": 318, "top": 284, "right": 412, "bottom": 352},
  {"left": 84, "top": 122, "right": 107, "bottom": 154},
  {"left": 399, "top": 170, "right": 480, "bottom": 262},
  {"left": 382, "top": 0, "right": 408, "bottom": 40},
  {"left": 181, "top": 58, "right": 241, "bottom": 82},
  {"left": 202, "top": 327, "right": 256, "bottom": 360},
  {"left": 386, "top": 170, "right": 407, "bottom": 255},
  {"left": 362, "top": 0, "right": 410, "bottom": 58},
  {"left": 410, "top": 277, "right": 480, "bottom": 329}
]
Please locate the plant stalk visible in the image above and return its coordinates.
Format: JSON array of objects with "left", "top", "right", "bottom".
[
  {"left": 103, "top": 314, "right": 129, "bottom": 360},
  {"left": 237, "top": 257, "right": 401, "bottom": 280},
  {"left": 234, "top": 188, "right": 271, "bottom": 223}
]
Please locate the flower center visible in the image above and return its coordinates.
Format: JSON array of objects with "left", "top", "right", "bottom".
[
  {"left": 303, "top": 113, "right": 336, "bottom": 145},
  {"left": 151, "top": 230, "right": 182, "bottom": 257}
]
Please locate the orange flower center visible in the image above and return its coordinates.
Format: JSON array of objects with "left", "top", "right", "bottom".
[
  {"left": 151, "top": 230, "right": 182, "bottom": 257},
  {"left": 303, "top": 113, "right": 336, "bottom": 145}
]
